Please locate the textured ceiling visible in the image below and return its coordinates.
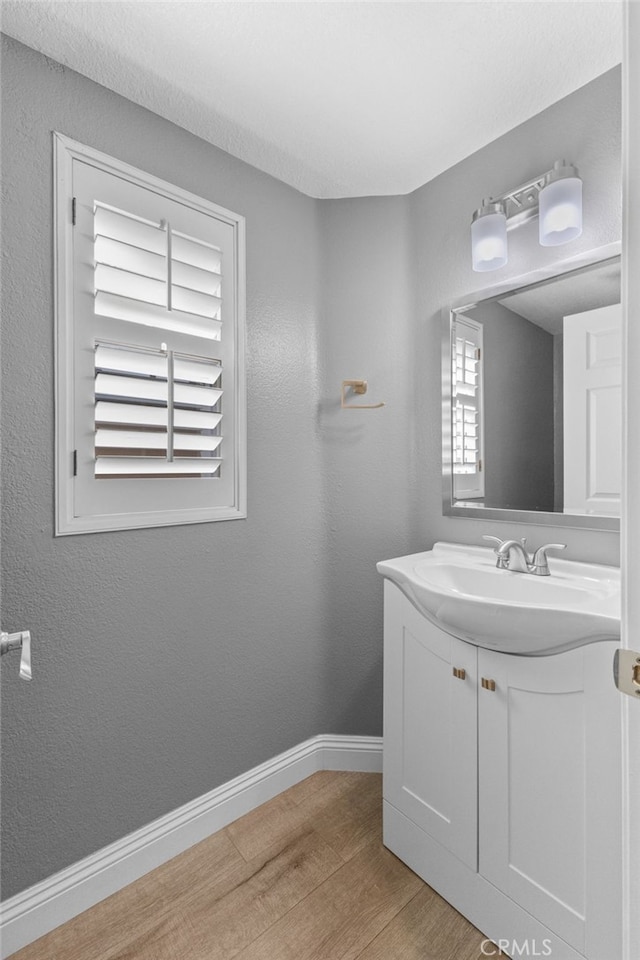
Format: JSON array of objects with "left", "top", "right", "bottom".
[{"left": 1, "top": 0, "right": 624, "bottom": 198}]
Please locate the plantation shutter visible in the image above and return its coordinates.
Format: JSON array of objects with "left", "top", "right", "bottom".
[
  {"left": 57, "top": 142, "right": 245, "bottom": 534},
  {"left": 452, "top": 315, "right": 484, "bottom": 500},
  {"left": 92, "top": 200, "right": 225, "bottom": 481}
]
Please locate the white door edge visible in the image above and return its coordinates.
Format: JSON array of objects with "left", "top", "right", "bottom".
[{"left": 620, "top": 4, "right": 640, "bottom": 958}]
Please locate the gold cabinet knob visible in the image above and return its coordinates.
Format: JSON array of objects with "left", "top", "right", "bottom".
[
  {"left": 481, "top": 677, "right": 496, "bottom": 691},
  {"left": 452, "top": 667, "right": 466, "bottom": 680}
]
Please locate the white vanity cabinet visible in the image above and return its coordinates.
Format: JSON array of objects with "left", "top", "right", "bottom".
[{"left": 383, "top": 580, "right": 622, "bottom": 960}]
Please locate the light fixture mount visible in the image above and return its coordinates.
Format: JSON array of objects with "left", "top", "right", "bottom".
[
  {"left": 488, "top": 174, "right": 547, "bottom": 230},
  {"left": 472, "top": 199, "right": 507, "bottom": 223}
]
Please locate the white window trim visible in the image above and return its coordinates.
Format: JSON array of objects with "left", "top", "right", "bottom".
[
  {"left": 53, "top": 132, "right": 246, "bottom": 535},
  {"left": 452, "top": 313, "right": 484, "bottom": 501}
]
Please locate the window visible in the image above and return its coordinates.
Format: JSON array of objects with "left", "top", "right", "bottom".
[
  {"left": 54, "top": 134, "right": 246, "bottom": 534},
  {"left": 452, "top": 314, "right": 484, "bottom": 500}
]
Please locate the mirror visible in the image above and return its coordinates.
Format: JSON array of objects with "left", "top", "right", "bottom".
[{"left": 443, "top": 246, "right": 621, "bottom": 530}]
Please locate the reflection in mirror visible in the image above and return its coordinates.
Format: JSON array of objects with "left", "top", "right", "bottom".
[{"left": 445, "top": 254, "right": 621, "bottom": 529}]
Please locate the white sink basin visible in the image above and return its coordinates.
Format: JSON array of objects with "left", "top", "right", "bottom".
[{"left": 377, "top": 541, "right": 620, "bottom": 655}]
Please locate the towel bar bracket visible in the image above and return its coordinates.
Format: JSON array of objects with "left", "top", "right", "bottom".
[{"left": 341, "top": 379, "right": 385, "bottom": 409}]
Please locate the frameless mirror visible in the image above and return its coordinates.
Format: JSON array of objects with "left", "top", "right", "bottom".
[{"left": 443, "top": 247, "right": 621, "bottom": 530}]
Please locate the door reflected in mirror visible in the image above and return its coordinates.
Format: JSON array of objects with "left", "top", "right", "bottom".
[{"left": 445, "top": 253, "right": 621, "bottom": 528}]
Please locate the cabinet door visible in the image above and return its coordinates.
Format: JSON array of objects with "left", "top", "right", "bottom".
[
  {"left": 478, "top": 642, "right": 622, "bottom": 959},
  {"left": 383, "top": 581, "right": 477, "bottom": 868}
]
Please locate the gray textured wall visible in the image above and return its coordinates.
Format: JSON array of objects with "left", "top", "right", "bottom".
[
  {"left": 473, "top": 301, "right": 555, "bottom": 512},
  {"left": 1, "top": 35, "right": 621, "bottom": 901},
  {"left": 0, "top": 36, "right": 335, "bottom": 899},
  {"left": 318, "top": 195, "right": 421, "bottom": 733}
]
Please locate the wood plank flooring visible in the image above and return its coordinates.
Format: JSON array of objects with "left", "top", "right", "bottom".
[{"left": 9, "top": 772, "right": 506, "bottom": 960}]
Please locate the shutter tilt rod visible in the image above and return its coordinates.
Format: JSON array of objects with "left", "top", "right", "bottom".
[
  {"left": 165, "top": 345, "right": 175, "bottom": 462},
  {"left": 163, "top": 219, "right": 172, "bottom": 312},
  {"left": 341, "top": 380, "right": 385, "bottom": 409}
]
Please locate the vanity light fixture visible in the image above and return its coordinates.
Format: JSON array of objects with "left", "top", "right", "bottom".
[
  {"left": 471, "top": 160, "right": 583, "bottom": 272},
  {"left": 538, "top": 161, "right": 582, "bottom": 246},
  {"left": 471, "top": 201, "right": 508, "bottom": 272}
]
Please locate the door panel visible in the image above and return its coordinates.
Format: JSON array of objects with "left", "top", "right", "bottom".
[
  {"left": 479, "top": 642, "right": 621, "bottom": 958},
  {"left": 383, "top": 581, "right": 477, "bottom": 868},
  {"left": 563, "top": 303, "right": 622, "bottom": 515}
]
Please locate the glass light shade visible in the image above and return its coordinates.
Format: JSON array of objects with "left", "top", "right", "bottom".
[
  {"left": 539, "top": 175, "right": 582, "bottom": 246},
  {"left": 471, "top": 210, "right": 508, "bottom": 272}
]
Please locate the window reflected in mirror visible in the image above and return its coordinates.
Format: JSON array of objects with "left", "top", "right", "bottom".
[
  {"left": 452, "top": 316, "right": 483, "bottom": 500},
  {"left": 446, "top": 255, "right": 621, "bottom": 524}
]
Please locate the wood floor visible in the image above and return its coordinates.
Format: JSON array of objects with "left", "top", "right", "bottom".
[{"left": 10, "top": 772, "right": 506, "bottom": 960}]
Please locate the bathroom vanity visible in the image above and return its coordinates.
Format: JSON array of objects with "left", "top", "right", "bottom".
[{"left": 378, "top": 544, "right": 622, "bottom": 960}]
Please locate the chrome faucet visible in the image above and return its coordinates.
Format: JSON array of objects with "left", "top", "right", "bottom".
[{"left": 482, "top": 536, "right": 566, "bottom": 576}]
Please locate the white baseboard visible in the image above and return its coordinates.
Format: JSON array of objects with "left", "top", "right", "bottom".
[{"left": 0, "top": 733, "right": 382, "bottom": 958}]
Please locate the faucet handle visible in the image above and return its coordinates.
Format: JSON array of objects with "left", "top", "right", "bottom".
[
  {"left": 531, "top": 543, "right": 566, "bottom": 575},
  {"left": 482, "top": 535, "right": 511, "bottom": 569},
  {"left": 535, "top": 542, "right": 566, "bottom": 557}
]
